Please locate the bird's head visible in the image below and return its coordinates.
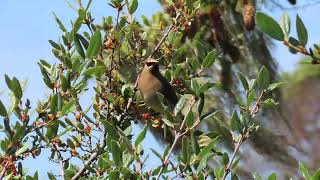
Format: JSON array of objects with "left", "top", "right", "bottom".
[{"left": 145, "top": 58, "right": 159, "bottom": 73}]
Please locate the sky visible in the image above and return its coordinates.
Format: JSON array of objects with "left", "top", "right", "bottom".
[{"left": 0, "top": 0, "right": 319, "bottom": 178}]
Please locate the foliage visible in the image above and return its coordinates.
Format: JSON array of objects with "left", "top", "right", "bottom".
[{"left": 0, "top": 0, "right": 318, "bottom": 180}]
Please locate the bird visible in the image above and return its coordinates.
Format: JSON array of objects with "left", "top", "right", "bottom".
[{"left": 138, "top": 58, "right": 178, "bottom": 115}]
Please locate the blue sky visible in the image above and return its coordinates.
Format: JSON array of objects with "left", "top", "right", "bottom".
[{"left": 0, "top": 0, "right": 319, "bottom": 178}]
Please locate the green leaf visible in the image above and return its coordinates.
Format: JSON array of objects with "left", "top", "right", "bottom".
[
  {"left": 11, "top": 77, "right": 23, "bottom": 99},
  {"left": 83, "top": 66, "right": 104, "bottom": 78},
  {"left": 267, "top": 173, "right": 277, "bottom": 180},
  {"left": 247, "top": 90, "right": 256, "bottom": 107},
  {"left": 230, "top": 110, "right": 242, "bottom": 132},
  {"left": 222, "top": 152, "right": 229, "bottom": 166},
  {"left": 47, "top": 172, "right": 56, "bottom": 180},
  {"left": 135, "top": 125, "right": 147, "bottom": 146},
  {"left": 191, "top": 79, "right": 200, "bottom": 94},
  {"left": 299, "top": 162, "right": 312, "bottom": 179},
  {"left": 53, "top": 13, "right": 67, "bottom": 32},
  {"left": 312, "top": 168, "right": 320, "bottom": 180},
  {"left": 50, "top": 94, "right": 58, "bottom": 113},
  {"left": 196, "top": 152, "right": 209, "bottom": 173},
  {"left": 15, "top": 145, "right": 29, "bottom": 156},
  {"left": 111, "top": 140, "right": 123, "bottom": 167},
  {"left": 0, "top": 100, "right": 7, "bottom": 117},
  {"left": 174, "top": 96, "right": 186, "bottom": 115},
  {"left": 181, "top": 136, "right": 190, "bottom": 163},
  {"left": 197, "top": 137, "right": 218, "bottom": 159},
  {"left": 61, "top": 100, "right": 76, "bottom": 115},
  {"left": 48, "top": 40, "right": 61, "bottom": 50},
  {"left": 4, "top": 75, "right": 12, "bottom": 89},
  {"left": 197, "top": 94, "right": 204, "bottom": 115},
  {"left": 280, "top": 12, "right": 291, "bottom": 38},
  {"left": 267, "top": 82, "right": 284, "bottom": 91},
  {"left": 74, "top": 33, "right": 86, "bottom": 59},
  {"left": 86, "top": 30, "right": 102, "bottom": 59},
  {"left": 202, "top": 50, "right": 218, "bottom": 68},
  {"left": 128, "top": 0, "right": 138, "bottom": 14},
  {"left": 109, "top": 170, "right": 120, "bottom": 180},
  {"left": 162, "top": 118, "right": 174, "bottom": 128},
  {"left": 296, "top": 15, "right": 308, "bottom": 46},
  {"left": 67, "top": 139, "right": 75, "bottom": 149},
  {"left": 262, "top": 99, "right": 278, "bottom": 108},
  {"left": 257, "top": 66, "right": 269, "bottom": 89},
  {"left": 197, "top": 82, "right": 215, "bottom": 95},
  {"left": 184, "top": 107, "right": 194, "bottom": 128},
  {"left": 256, "top": 12, "right": 284, "bottom": 41},
  {"left": 238, "top": 72, "right": 249, "bottom": 90}
]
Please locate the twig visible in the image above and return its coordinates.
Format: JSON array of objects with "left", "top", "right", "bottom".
[
  {"left": 222, "top": 91, "right": 265, "bottom": 180},
  {"left": 71, "top": 131, "right": 107, "bottom": 180},
  {"left": 148, "top": 13, "right": 181, "bottom": 60},
  {"left": 53, "top": 144, "right": 65, "bottom": 180},
  {"left": 0, "top": 162, "right": 9, "bottom": 179},
  {"left": 125, "top": 12, "right": 182, "bottom": 112},
  {"left": 155, "top": 99, "right": 196, "bottom": 180}
]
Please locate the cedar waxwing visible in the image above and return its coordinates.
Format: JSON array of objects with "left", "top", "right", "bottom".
[{"left": 138, "top": 58, "right": 178, "bottom": 115}]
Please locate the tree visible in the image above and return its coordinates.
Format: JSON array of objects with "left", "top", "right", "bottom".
[{"left": 0, "top": 0, "right": 319, "bottom": 179}]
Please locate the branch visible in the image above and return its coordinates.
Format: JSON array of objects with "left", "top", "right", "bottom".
[
  {"left": 154, "top": 98, "right": 196, "bottom": 180},
  {"left": 125, "top": 12, "right": 182, "bottom": 112},
  {"left": 71, "top": 131, "right": 107, "bottom": 180},
  {"left": 222, "top": 91, "right": 265, "bottom": 180}
]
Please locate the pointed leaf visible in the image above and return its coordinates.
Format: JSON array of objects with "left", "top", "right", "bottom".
[
  {"left": 256, "top": 12, "right": 284, "bottom": 41},
  {"left": 296, "top": 15, "right": 308, "bottom": 46},
  {"left": 0, "top": 100, "right": 7, "bottom": 117},
  {"left": 202, "top": 50, "right": 218, "bottom": 68},
  {"left": 129, "top": 0, "right": 138, "bottom": 14},
  {"left": 86, "top": 30, "right": 102, "bottom": 59},
  {"left": 135, "top": 125, "right": 147, "bottom": 146},
  {"left": 280, "top": 12, "right": 291, "bottom": 38}
]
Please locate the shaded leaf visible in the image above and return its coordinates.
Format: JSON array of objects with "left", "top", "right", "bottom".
[
  {"left": 86, "top": 30, "right": 102, "bottom": 59},
  {"left": 296, "top": 15, "right": 308, "bottom": 46},
  {"left": 256, "top": 12, "right": 284, "bottom": 41}
]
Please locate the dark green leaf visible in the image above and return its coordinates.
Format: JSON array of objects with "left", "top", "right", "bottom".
[
  {"left": 296, "top": 15, "right": 308, "bottom": 46},
  {"left": 257, "top": 66, "right": 269, "bottom": 89},
  {"left": 83, "top": 66, "right": 104, "bottom": 78},
  {"left": 267, "top": 173, "right": 277, "bottom": 180},
  {"left": 135, "top": 125, "right": 147, "bottom": 146},
  {"left": 197, "top": 94, "right": 204, "bottom": 115},
  {"left": 197, "top": 137, "right": 218, "bottom": 159},
  {"left": 238, "top": 72, "right": 249, "bottom": 90},
  {"left": 202, "top": 50, "right": 218, "bottom": 68},
  {"left": 86, "top": 30, "right": 102, "bottom": 59},
  {"left": 53, "top": 13, "right": 67, "bottom": 32},
  {"left": 185, "top": 108, "right": 194, "bottom": 128},
  {"left": 0, "top": 100, "right": 7, "bottom": 117},
  {"left": 181, "top": 136, "right": 190, "bottom": 163},
  {"left": 197, "top": 82, "right": 215, "bottom": 95},
  {"left": 196, "top": 153, "right": 209, "bottom": 173},
  {"left": 129, "top": 0, "right": 138, "bottom": 14},
  {"left": 49, "top": 40, "right": 61, "bottom": 50},
  {"left": 11, "top": 77, "right": 23, "bottom": 99},
  {"left": 47, "top": 172, "right": 56, "bottom": 180},
  {"left": 267, "top": 82, "right": 284, "bottom": 91},
  {"left": 230, "top": 110, "right": 242, "bottom": 132},
  {"left": 61, "top": 100, "right": 76, "bottom": 115},
  {"left": 111, "top": 140, "right": 122, "bottom": 167},
  {"left": 256, "top": 12, "right": 284, "bottom": 41},
  {"left": 109, "top": 170, "right": 120, "bottom": 180},
  {"left": 67, "top": 139, "right": 75, "bottom": 149},
  {"left": 74, "top": 34, "right": 86, "bottom": 59}
]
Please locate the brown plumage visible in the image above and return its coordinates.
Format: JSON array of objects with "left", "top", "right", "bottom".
[{"left": 138, "top": 58, "right": 178, "bottom": 113}]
